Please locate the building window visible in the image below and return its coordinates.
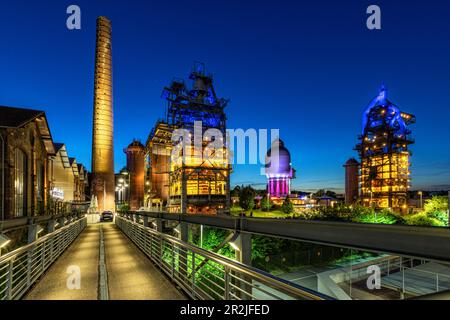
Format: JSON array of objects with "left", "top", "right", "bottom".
[
  {"left": 37, "top": 161, "right": 44, "bottom": 213},
  {"left": 14, "top": 149, "right": 27, "bottom": 217}
]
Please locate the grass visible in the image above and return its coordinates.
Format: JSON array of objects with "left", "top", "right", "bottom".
[{"left": 230, "top": 207, "right": 294, "bottom": 218}]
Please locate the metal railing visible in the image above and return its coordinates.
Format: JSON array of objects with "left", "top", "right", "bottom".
[
  {"left": 399, "top": 265, "right": 450, "bottom": 295},
  {"left": 0, "top": 216, "right": 87, "bottom": 300},
  {"left": 115, "top": 215, "right": 331, "bottom": 300}
]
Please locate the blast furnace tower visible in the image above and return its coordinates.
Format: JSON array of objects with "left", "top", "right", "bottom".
[{"left": 355, "top": 85, "right": 415, "bottom": 213}]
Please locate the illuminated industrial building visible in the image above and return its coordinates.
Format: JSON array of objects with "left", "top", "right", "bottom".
[
  {"left": 144, "top": 121, "right": 172, "bottom": 210},
  {"left": 343, "top": 158, "right": 359, "bottom": 204},
  {"left": 91, "top": 16, "right": 115, "bottom": 212},
  {"left": 145, "top": 63, "right": 231, "bottom": 214},
  {"left": 355, "top": 85, "right": 415, "bottom": 213},
  {"left": 125, "top": 140, "right": 145, "bottom": 210}
]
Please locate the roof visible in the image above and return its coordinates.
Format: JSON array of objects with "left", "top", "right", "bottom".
[
  {"left": 54, "top": 143, "right": 65, "bottom": 153},
  {"left": 0, "top": 105, "right": 55, "bottom": 155},
  {"left": 69, "top": 158, "right": 79, "bottom": 177},
  {"left": 0, "top": 105, "right": 44, "bottom": 128},
  {"left": 54, "top": 143, "right": 71, "bottom": 168},
  {"left": 344, "top": 158, "right": 359, "bottom": 166}
]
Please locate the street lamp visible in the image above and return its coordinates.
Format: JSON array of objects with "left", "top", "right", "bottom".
[
  {"left": 418, "top": 191, "right": 423, "bottom": 209},
  {"left": 118, "top": 169, "right": 130, "bottom": 205}
]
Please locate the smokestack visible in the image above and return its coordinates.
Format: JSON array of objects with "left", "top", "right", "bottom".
[{"left": 91, "top": 16, "right": 115, "bottom": 212}]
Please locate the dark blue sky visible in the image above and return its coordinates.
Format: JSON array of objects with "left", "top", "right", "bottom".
[{"left": 1, "top": 0, "right": 449, "bottom": 191}]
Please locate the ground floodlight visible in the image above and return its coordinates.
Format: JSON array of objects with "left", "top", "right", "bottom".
[
  {"left": 0, "top": 234, "right": 11, "bottom": 249},
  {"left": 228, "top": 232, "right": 241, "bottom": 251},
  {"left": 37, "top": 225, "right": 45, "bottom": 235}
]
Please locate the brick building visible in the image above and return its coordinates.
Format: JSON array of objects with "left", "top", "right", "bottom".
[
  {"left": 0, "top": 106, "right": 55, "bottom": 220},
  {"left": 0, "top": 106, "right": 90, "bottom": 221}
]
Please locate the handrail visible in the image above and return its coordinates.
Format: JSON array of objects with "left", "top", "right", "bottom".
[
  {"left": 115, "top": 214, "right": 331, "bottom": 300},
  {"left": 400, "top": 265, "right": 450, "bottom": 279},
  {"left": 126, "top": 211, "right": 450, "bottom": 263},
  {"left": 0, "top": 216, "right": 87, "bottom": 300},
  {"left": 0, "top": 212, "right": 83, "bottom": 233},
  {"left": 0, "top": 216, "right": 82, "bottom": 263}
]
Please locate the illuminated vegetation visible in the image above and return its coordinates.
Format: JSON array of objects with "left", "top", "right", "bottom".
[{"left": 230, "top": 196, "right": 449, "bottom": 227}]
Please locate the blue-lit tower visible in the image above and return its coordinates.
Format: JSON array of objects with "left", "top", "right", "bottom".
[{"left": 355, "top": 85, "right": 415, "bottom": 213}]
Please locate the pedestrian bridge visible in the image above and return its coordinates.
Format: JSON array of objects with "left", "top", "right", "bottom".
[
  {"left": 0, "top": 215, "right": 327, "bottom": 300},
  {"left": 1, "top": 214, "right": 450, "bottom": 300}
]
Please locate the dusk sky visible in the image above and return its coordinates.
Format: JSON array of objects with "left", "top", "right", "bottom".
[{"left": 1, "top": 0, "right": 449, "bottom": 192}]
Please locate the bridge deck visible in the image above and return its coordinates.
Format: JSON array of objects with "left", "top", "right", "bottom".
[{"left": 25, "top": 223, "right": 185, "bottom": 300}]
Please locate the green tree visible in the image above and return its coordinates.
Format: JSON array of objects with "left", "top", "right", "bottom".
[
  {"left": 239, "top": 186, "right": 256, "bottom": 210},
  {"left": 251, "top": 235, "right": 285, "bottom": 260},
  {"left": 260, "top": 196, "right": 272, "bottom": 212},
  {"left": 314, "top": 189, "right": 326, "bottom": 197},
  {"left": 281, "top": 196, "right": 294, "bottom": 214},
  {"left": 423, "top": 196, "right": 448, "bottom": 225},
  {"left": 424, "top": 196, "right": 448, "bottom": 213},
  {"left": 230, "top": 185, "right": 242, "bottom": 198}
]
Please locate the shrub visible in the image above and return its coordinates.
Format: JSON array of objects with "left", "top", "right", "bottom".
[
  {"left": 281, "top": 197, "right": 294, "bottom": 214},
  {"left": 117, "top": 204, "right": 130, "bottom": 213},
  {"left": 427, "top": 210, "right": 448, "bottom": 226},
  {"left": 260, "top": 196, "right": 272, "bottom": 212},
  {"left": 403, "top": 212, "right": 442, "bottom": 227},
  {"left": 424, "top": 196, "right": 448, "bottom": 213},
  {"left": 352, "top": 208, "right": 399, "bottom": 225}
]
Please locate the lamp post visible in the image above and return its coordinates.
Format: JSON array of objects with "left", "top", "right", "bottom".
[
  {"left": 418, "top": 191, "right": 423, "bottom": 209},
  {"left": 119, "top": 169, "right": 130, "bottom": 205}
]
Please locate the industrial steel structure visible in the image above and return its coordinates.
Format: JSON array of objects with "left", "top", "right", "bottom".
[
  {"left": 145, "top": 63, "right": 231, "bottom": 214},
  {"left": 355, "top": 85, "right": 415, "bottom": 212}
]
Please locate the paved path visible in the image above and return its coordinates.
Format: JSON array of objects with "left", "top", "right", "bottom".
[
  {"left": 26, "top": 225, "right": 100, "bottom": 300},
  {"left": 104, "top": 223, "right": 186, "bottom": 300},
  {"left": 25, "top": 223, "right": 185, "bottom": 300}
]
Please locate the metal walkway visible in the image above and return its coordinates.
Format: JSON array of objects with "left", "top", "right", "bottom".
[{"left": 25, "top": 223, "right": 186, "bottom": 300}]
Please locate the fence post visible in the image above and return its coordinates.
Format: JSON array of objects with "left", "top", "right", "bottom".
[
  {"left": 27, "top": 219, "right": 37, "bottom": 244},
  {"left": 436, "top": 274, "right": 439, "bottom": 292},
  {"left": 233, "top": 232, "right": 252, "bottom": 300},
  {"left": 191, "top": 252, "right": 196, "bottom": 298},
  {"left": 171, "top": 242, "right": 175, "bottom": 278},
  {"left": 224, "top": 266, "right": 230, "bottom": 300},
  {"left": 178, "top": 222, "right": 188, "bottom": 279},
  {"left": 7, "top": 259, "right": 13, "bottom": 299},
  {"left": 402, "top": 267, "right": 405, "bottom": 297},
  {"left": 143, "top": 215, "right": 149, "bottom": 227}
]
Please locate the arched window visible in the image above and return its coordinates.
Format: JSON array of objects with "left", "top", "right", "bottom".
[{"left": 14, "top": 149, "right": 27, "bottom": 217}]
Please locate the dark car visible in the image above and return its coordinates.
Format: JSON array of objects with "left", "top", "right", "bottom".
[{"left": 100, "top": 211, "right": 114, "bottom": 222}]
